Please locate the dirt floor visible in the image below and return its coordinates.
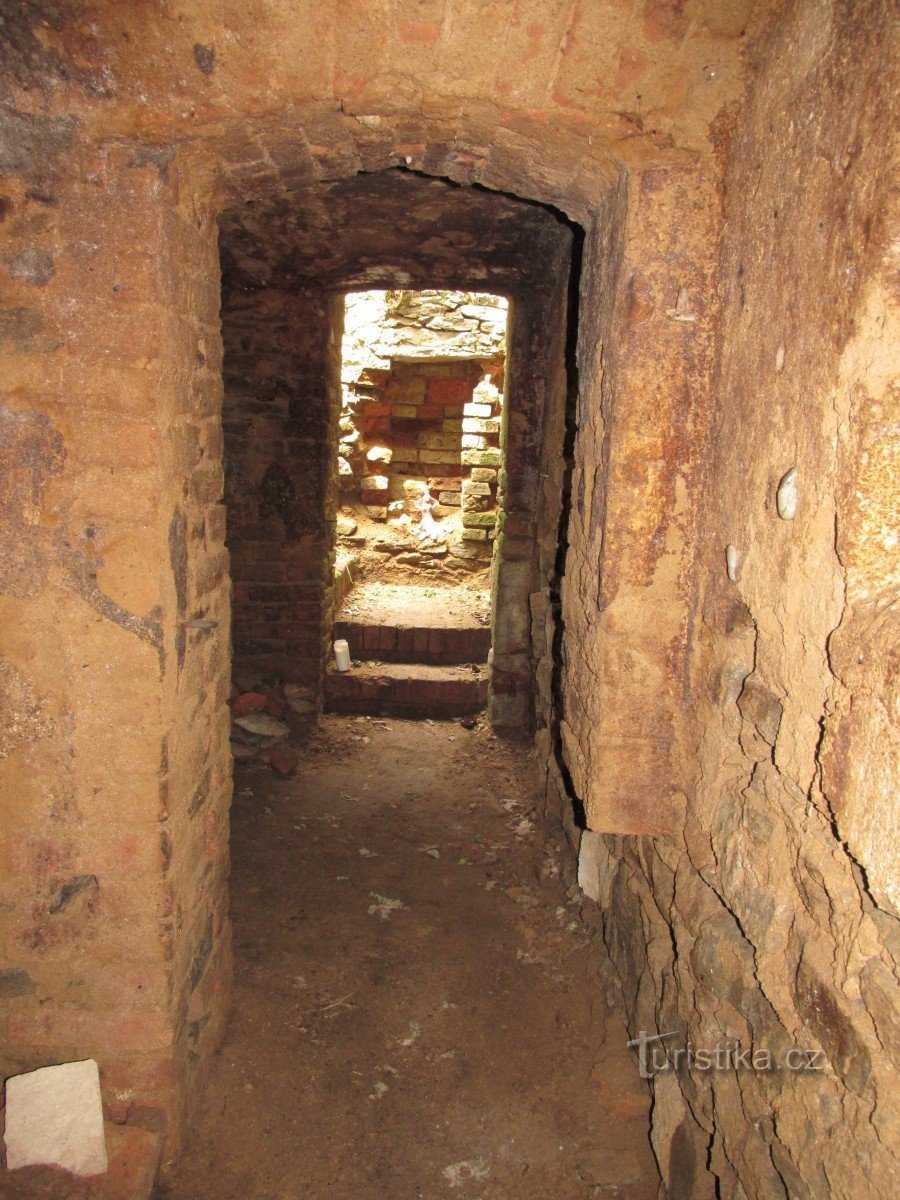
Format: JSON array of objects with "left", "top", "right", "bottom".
[
  {"left": 336, "top": 582, "right": 491, "bottom": 628},
  {"left": 156, "top": 717, "right": 660, "bottom": 1200}
]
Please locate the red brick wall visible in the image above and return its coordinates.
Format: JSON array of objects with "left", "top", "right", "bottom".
[
  {"left": 358, "top": 360, "right": 483, "bottom": 496},
  {"left": 221, "top": 286, "right": 342, "bottom": 709}
]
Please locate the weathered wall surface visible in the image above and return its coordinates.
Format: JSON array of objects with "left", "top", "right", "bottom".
[
  {"left": 556, "top": 158, "right": 721, "bottom": 837},
  {"left": 222, "top": 284, "right": 342, "bottom": 712},
  {"left": 0, "top": 148, "right": 232, "bottom": 1145},
  {"left": 578, "top": 2, "right": 900, "bottom": 1197}
]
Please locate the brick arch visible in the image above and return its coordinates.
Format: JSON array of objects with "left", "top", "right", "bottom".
[{"left": 200, "top": 107, "right": 616, "bottom": 222}]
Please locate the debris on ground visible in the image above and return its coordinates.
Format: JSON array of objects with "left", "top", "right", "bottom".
[
  {"left": 166, "top": 716, "right": 660, "bottom": 1200},
  {"left": 368, "top": 892, "right": 407, "bottom": 920},
  {"left": 269, "top": 741, "right": 300, "bottom": 778},
  {"left": 229, "top": 687, "right": 300, "bottom": 776}
]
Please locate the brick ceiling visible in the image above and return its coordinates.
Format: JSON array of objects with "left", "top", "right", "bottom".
[{"left": 218, "top": 169, "right": 573, "bottom": 295}]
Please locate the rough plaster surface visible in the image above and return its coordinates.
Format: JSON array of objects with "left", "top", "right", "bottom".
[{"left": 578, "top": 2, "right": 900, "bottom": 1198}]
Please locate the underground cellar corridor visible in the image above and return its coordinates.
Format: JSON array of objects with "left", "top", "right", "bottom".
[
  {"left": 196, "top": 175, "right": 616, "bottom": 1195},
  {"left": 1, "top": 3, "right": 898, "bottom": 1199}
]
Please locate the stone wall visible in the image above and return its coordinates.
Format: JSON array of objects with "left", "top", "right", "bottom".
[
  {"left": 344, "top": 359, "right": 502, "bottom": 565},
  {"left": 337, "top": 289, "right": 506, "bottom": 570},
  {"left": 347, "top": 359, "right": 485, "bottom": 494},
  {"left": 221, "top": 285, "right": 342, "bottom": 717},
  {"left": 576, "top": 2, "right": 900, "bottom": 1197},
  {"left": 341, "top": 289, "right": 507, "bottom": 380}
]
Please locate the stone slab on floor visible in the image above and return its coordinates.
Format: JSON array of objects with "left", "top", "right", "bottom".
[
  {"left": 0, "top": 1124, "right": 162, "bottom": 1200},
  {"left": 4, "top": 1061, "right": 106, "bottom": 1176},
  {"left": 324, "top": 661, "right": 488, "bottom": 717}
]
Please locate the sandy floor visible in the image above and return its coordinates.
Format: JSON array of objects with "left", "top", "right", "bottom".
[
  {"left": 336, "top": 582, "right": 491, "bottom": 629},
  {"left": 157, "top": 717, "right": 659, "bottom": 1200}
]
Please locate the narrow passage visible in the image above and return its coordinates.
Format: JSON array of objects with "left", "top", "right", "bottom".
[{"left": 161, "top": 718, "right": 659, "bottom": 1200}]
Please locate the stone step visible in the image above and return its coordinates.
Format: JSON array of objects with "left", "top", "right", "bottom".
[
  {"left": 324, "top": 661, "right": 488, "bottom": 717},
  {"left": 1, "top": 1123, "right": 163, "bottom": 1199},
  {"left": 333, "top": 619, "right": 490, "bottom": 665}
]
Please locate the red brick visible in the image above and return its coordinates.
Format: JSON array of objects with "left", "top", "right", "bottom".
[{"left": 427, "top": 378, "right": 473, "bottom": 406}]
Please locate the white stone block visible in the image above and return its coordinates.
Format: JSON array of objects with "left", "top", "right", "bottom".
[
  {"left": 360, "top": 474, "right": 389, "bottom": 490},
  {"left": 4, "top": 1059, "right": 108, "bottom": 1176}
]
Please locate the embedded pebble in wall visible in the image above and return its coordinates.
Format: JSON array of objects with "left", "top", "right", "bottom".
[
  {"left": 776, "top": 467, "right": 798, "bottom": 519},
  {"left": 665, "top": 287, "right": 697, "bottom": 322},
  {"left": 726, "top": 543, "right": 740, "bottom": 582}
]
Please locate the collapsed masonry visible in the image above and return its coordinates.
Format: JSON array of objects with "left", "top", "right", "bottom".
[{"left": 336, "top": 289, "right": 508, "bottom": 577}]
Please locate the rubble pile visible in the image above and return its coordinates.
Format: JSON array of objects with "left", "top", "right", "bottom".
[{"left": 228, "top": 688, "right": 299, "bottom": 777}]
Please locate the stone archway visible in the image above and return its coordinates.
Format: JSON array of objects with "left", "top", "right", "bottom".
[{"left": 216, "top": 167, "right": 578, "bottom": 736}]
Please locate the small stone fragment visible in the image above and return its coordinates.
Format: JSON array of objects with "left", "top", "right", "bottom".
[
  {"left": 269, "top": 741, "right": 299, "bottom": 777},
  {"left": 11, "top": 248, "right": 55, "bottom": 286},
  {"left": 230, "top": 723, "right": 263, "bottom": 746},
  {"left": 231, "top": 691, "right": 268, "bottom": 717},
  {"left": 234, "top": 713, "right": 289, "bottom": 737}
]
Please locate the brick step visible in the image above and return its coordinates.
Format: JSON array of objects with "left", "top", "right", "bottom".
[
  {"left": 324, "top": 661, "right": 488, "bottom": 717},
  {"left": 334, "top": 619, "right": 490, "bottom": 665}
]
